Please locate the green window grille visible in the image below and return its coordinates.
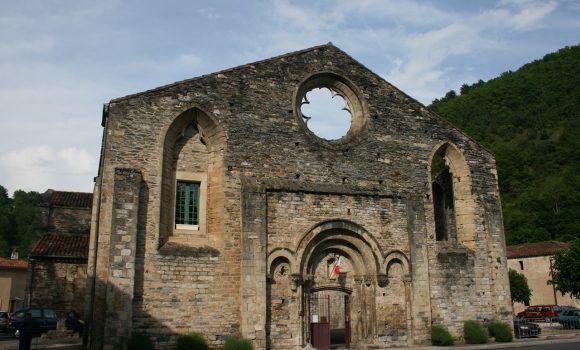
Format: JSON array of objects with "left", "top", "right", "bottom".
[{"left": 175, "top": 181, "right": 200, "bottom": 226}]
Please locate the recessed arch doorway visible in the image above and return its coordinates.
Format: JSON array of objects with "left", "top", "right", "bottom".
[
  {"left": 296, "top": 221, "right": 385, "bottom": 349},
  {"left": 266, "top": 220, "right": 412, "bottom": 349}
]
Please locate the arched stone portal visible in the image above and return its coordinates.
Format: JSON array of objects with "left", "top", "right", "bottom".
[
  {"left": 266, "top": 220, "right": 409, "bottom": 349},
  {"left": 296, "top": 220, "right": 385, "bottom": 345}
]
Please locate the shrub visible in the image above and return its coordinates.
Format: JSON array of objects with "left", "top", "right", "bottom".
[
  {"left": 463, "top": 320, "right": 488, "bottom": 344},
  {"left": 431, "top": 324, "right": 454, "bottom": 346},
  {"left": 127, "top": 332, "right": 154, "bottom": 350},
  {"left": 487, "top": 320, "right": 513, "bottom": 342},
  {"left": 177, "top": 332, "right": 209, "bottom": 350},
  {"left": 224, "top": 335, "right": 253, "bottom": 350}
]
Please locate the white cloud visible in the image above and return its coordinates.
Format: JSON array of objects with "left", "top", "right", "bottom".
[
  {"left": 485, "top": 0, "right": 558, "bottom": 31},
  {"left": 385, "top": 23, "right": 479, "bottom": 103},
  {"left": 272, "top": 0, "right": 348, "bottom": 34},
  {"left": 0, "top": 146, "right": 96, "bottom": 194},
  {"left": 338, "top": 0, "right": 452, "bottom": 26},
  {"left": 176, "top": 53, "right": 203, "bottom": 69},
  {"left": 510, "top": 1, "right": 558, "bottom": 30}
]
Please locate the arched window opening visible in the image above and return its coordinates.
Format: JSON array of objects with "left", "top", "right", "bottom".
[
  {"left": 430, "top": 143, "right": 475, "bottom": 248},
  {"left": 159, "top": 108, "right": 225, "bottom": 247},
  {"left": 431, "top": 154, "right": 456, "bottom": 241}
]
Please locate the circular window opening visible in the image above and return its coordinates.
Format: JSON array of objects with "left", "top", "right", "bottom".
[
  {"left": 295, "top": 73, "right": 368, "bottom": 145},
  {"left": 300, "top": 88, "right": 352, "bottom": 140}
]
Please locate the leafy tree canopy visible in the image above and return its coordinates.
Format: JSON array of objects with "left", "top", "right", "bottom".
[
  {"left": 548, "top": 239, "right": 580, "bottom": 299},
  {"left": 430, "top": 45, "right": 580, "bottom": 245},
  {"left": 0, "top": 185, "right": 38, "bottom": 258},
  {"left": 509, "top": 268, "right": 532, "bottom": 305}
]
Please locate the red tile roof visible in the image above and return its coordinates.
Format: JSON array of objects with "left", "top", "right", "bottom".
[
  {"left": 29, "top": 234, "right": 89, "bottom": 259},
  {"left": 50, "top": 191, "right": 93, "bottom": 208},
  {"left": 0, "top": 257, "right": 28, "bottom": 269},
  {"left": 507, "top": 241, "right": 570, "bottom": 259}
]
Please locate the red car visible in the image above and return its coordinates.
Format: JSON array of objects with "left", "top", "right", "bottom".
[{"left": 517, "top": 305, "right": 562, "bottom": 322}]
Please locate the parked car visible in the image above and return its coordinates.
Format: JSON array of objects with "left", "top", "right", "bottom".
[
  {"left": 559, "top": 308, "right": 580, "bottom": 329},
  {"left": 513, "top": 316, "right": 542, "bottom": 338},
  {"left": 8, "top": 308, "right": 57, "bottom": 338},
  {"left": 0, "top": 311, "right": 9, "bottom": 332},
  {"left": 516, "top": 305, "right": 561, "bottom": 322}
]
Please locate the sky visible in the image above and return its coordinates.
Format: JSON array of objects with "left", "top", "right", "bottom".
[{"left": 0, "top": 0, "right": 578, "bottom": 195}]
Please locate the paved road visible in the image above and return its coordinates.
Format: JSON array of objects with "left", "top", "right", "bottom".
[
  {"left": 517, "top": 339, "right": 580, "bottom": 349},
  {"left": 1, "top": 330, "right": 578, "bottom": 350},
  {"left": 0, "top": 332, "right": 81, "bottom": 350}
]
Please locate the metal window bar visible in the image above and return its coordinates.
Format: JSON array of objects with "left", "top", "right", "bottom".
[{"left": 176, "top": 182, "right": 200, "bottom": 225}]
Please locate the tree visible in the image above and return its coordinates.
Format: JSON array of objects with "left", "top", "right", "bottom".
[
  {"left": 0, "top": 185, "right": 38, "bottom": 258},
  {"left": 0, "top": 185, "right": 13, "bottom": 256},
  {"left": 509, "top": 268, "right": 532, "bottom": 305},
  {"left": 548, "top": 239, "right": 580, "bottom": 299},
  {"left": 11, "top": 190, "right": 38, "bottom": 257}
]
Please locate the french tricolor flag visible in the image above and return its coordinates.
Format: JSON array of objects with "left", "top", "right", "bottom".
[{"left": 334, "top": 255, "right": 342, "bottom": 275}]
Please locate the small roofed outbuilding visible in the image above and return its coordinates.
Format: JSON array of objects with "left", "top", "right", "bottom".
[
  {"left": 507, "top": 241, "right": 579, "bottom": 311},
  {"left": 27, "top": 190, "right": 92, "bottom": 330},
  {"left": 0, "top": 256, "right": 28, "bottom": 312}
]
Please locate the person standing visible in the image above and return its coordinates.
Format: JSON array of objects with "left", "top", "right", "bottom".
[
  {"left": 66, "top": 310, "right": 84, "bottom": 337},
  {"left": 19, "top": 312, "right": 39, "bottom": 350}
]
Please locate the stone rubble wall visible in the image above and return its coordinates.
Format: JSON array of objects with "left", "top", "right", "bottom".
[{"left": 89, "top": 45, "right": 511, "bottom": 349}]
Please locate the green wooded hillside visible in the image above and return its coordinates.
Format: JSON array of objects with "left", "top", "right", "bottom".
[{"left": 430, "top": 45, "right": 580, "bottom": 245}]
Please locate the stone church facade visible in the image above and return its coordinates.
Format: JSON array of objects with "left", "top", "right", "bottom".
[{"left": 87, "top": 44, "right": 511, "bottom": 349}]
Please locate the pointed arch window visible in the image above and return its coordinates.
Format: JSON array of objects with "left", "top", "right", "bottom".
[
  {"left": 159, "top": 107, "right": 225, "bottom": 246},
  {"left": 430, "top": 143, "right": 476, "bottom": 247},
  {"left": 431, "top": 154, "right": 456, "bottom": 241}
]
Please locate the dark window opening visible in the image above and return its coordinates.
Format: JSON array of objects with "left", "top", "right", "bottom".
[
  {"left": 519, "top": 260, "right": 524, "bottom": 270},
  {"left": 433, "top": 183, "right": 448, "bottom": 241},
  {"left": 432, "top": 155, "right": 456, "bottom": 241}
]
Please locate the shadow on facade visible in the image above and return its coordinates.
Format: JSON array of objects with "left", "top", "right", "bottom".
[{"left": 87, "top": 179, "right": 223, "bottom": 349}]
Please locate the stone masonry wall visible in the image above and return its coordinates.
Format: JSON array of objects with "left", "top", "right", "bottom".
[
  {"left": 266, "top": 191, "right": 409, "bottom": 254},
  {"left": 101, "top": 168, "right": 141, "bottom": 350},
  {"left": 90, "top": 44, "right": 511, "bottom": 349},
  {"left": 29, "top": 261, "right": 87, "bottom": 327},
  {"left": 49, "top": 207, "right": 91, "bottom": 235},
  {"left": 34, "top": 203, "right": 91, "bottom": 239}
]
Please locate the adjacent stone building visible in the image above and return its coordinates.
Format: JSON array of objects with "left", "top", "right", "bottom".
[
  {"left": 87, "top": 44, "right": 511, "bottom": 349},
  {"left": 507, "top": 241, "right": 580, "bottom": 312},
  {"left": 28, "top": 190, "right": 92, "bottom": 326}
]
